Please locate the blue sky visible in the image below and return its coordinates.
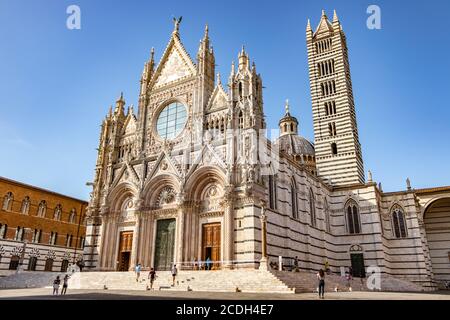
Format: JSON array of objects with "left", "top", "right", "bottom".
[{"left": 0, "top": 0, "right": 449, "bottom": 200}]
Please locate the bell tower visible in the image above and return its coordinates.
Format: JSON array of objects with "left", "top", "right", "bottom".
[{"left": 306, "top": 10, "right": 364, "bottom": 186}]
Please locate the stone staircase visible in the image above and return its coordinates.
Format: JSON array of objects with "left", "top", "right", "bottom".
[
  {"left": 67, "top": 270, "right": 295, "bottom": 293},
  {"left": 0, "top": 271, "right": 65, "bottom": 289},
  {"left": 270, "top": 270, "right": 425, "bottom": 293}
]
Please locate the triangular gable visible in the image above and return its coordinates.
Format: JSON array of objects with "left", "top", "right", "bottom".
[
  {"left": 122, "top": 113, "right": 137, "bottom": 136},
  {"left": 185, "top": 143, "right": 226, "bottom": 180},
  {"left": 206, "top": 84, "right": 228, "bottom": 112},
  {"left": 149, "top": 36, "right": 196, "bottom": 89},
  {"left": 111, "top": 163, "right": 140, "bottom": 190},
  {"left": 146, "top": 150, "right": 182, "bottom": 182},
  {"left": 314, "top": 16, "right": 333, "bottom": 36}
]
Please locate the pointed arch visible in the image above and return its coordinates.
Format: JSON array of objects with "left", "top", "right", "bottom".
[
  {"left": 2, "top": 192, "right": 13, "bottom": 211},
  {"left": 20, "top": 196, "right": 30, "bottom": 214},
  {"left": 309, "top": 188, "right": 316, "bottom": 226},
  {"left": 345, "top": 199, "right": 361, "bottom": 234},
  {"left": 390, "top": 204, "right": 408, "bottom": 238}
]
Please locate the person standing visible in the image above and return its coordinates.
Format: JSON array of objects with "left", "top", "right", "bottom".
[
  {"left": 317, "top": 269, "right": 325, "bottom": 299},
  {"left": 148, "top": 268, "right": 156, "bottom": 290},
  {"left": 135, "top": 263, "right": 142, "bottom": 282},
  {"left": 52, "top": 276, "right": 61, "bottom": 296},
  {"left": 206, "top": 257, "right": 212, "bottom": 270},
  {"left": 171, "top": 264, "right": 178, "bottom": 286},
  {"left": 61, "top": 274, "right": 69, "bottom": 295},
  {"left": 294, "top": 256, "right": 299, "bottom": 272}
]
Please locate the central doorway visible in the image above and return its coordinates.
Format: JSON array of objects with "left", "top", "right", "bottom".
[
  {"left": 202, "top": 223, "right": 221, "bottom": 270},
  {"left": 154, "top": 219, "right": 176, "bottom": 271},
  {"left": 118, "top": 231, "right": 133, "bottom": 271}
]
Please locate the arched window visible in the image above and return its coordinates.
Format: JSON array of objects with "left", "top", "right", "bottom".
[
  {"left": 346, "top": 201, "right": 361, "bottom": 234},
  {"left": 28, "top": 257, "right": 38, "bottom": 271},
  {"left": 324, "top": 199, "right": 331, "bottom": 233},
  {"left": 309, "top": 189, "right": 316, "bottom": 226},
  {"left": 238, "top": 82, "right": 243, "bottom": 99},
  {"left": 14, "top": 227, "right": 25, "bottom": 241},
  {"left": 37, "top": 201, "right": 47, "bottom": 217},
  {"left": 391, "top": 205, "right": 408, "bottom": 238},
  {"left": 238, "top": 110, "right": 244, "bottom": 129},
  {"left": 61, "top": 259, "right": 69, "bottom": 272},
  {"left": 69, "top": 209, "right": 76, "bottom": 224},
  {"left": 54, "top": 204, "right": 62, "bottom": 221},
  {"left": 2, "top": 192, "right": 13, "bottom": 211},
  {"left": 268, "top": 175, "right": 277, "bottom": 210},
  {"left": 21, "top": 196, "right": 30, "bottom": 215},
  {"left": 331, "top": 142, "right": 338, "bottom": 155},
  {"left": 0, "top": 223, "right": 7, "bottom": 239},
  {"left": 291, "top": 180, "right": 298, "bottom": 219},
  {"left": 44, "top": 258, "right": 54, "bottom": 271},
  {"left": 9, "top": 256, "right": 20, "bottom": 270}
]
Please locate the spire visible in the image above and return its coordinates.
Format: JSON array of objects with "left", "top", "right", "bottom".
[
  {"left": 306, "top": 18, "right": 311, "bottom": 31},
  {"left": 114, "top": 92, "right": 125, "bottom": 116},
  {"left": 285, "top": 99, "right": 290, "bottom": 115},
  {"left": 321, "top": 9, "right": 326, "bottom": 18},
  {"left": 238, "top": 45, "right": 249, "bottom": 70},
  {"left": 150, "top": 47, "right": 155, "bottom": 62},
  {"left": 204, "top": 24, "right": 209, "bottom": 39},
  {"left": 333, "top": 9, "right": 339, "bottom": 23}
]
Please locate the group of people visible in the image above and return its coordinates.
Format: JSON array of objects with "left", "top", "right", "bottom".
[
  {"left": 191, "top": 257, "right": 213, "bottom": 270},
  {"left": 52, "top": 274, "right": 70, "bottom": 296},
  {"left": 134, "top": 263, "right": 179, "bottom": 290}
]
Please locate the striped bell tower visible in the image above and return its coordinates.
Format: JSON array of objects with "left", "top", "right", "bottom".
[{"left": 306, "top": 10, "right": 364, "bottom": 186}]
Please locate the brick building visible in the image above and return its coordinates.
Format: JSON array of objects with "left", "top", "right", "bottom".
[{"left": 0, "top": 176, "right": 87, "bottom": 274}]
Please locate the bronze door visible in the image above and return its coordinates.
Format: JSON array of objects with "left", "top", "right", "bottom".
[
  {"left": 202, "top": 223, "right": 221, "bottom": 270},
  {"left": 154, "top": 219, "right": 176, "bottom": 271}
]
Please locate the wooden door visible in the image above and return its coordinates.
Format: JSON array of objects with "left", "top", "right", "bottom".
[
  {"left": 118, "top": 231, "right": 133, "bottom": 271},
  {"left": 202, "top": 223, "right": 221, "bottom": 270},
  {"left": 350, "top": 253, "right": 366, "bottom": 278}
]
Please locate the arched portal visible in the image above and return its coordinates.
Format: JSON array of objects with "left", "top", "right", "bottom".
[{"left": 424, "top": 197, "right": 450, "bottom": 283}]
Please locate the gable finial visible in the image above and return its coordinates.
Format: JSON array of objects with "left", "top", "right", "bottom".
[
  {"left": 322, "top": 9, "right": 326, "bottom": 17},
  {"left": 217, "top": 72, "right": 221, "bottom": 85}
]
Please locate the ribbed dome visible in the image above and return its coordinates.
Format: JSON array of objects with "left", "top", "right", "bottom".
[{"left": 275, "top": 134, "right": 315, "bottom": 157}]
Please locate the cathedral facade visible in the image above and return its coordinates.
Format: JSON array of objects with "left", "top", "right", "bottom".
[{"left": 83, "top": 11, "right": 450, "bottom": 290}]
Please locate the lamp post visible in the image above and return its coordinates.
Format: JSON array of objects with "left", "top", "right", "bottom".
[{"left": 259, "top": 204, "right": 269, "bottom": 270}]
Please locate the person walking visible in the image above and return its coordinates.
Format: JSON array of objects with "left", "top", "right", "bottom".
[
  {"left": 148, "top": 268, "right": 156, "bottom": 290},
  {"left": 135, "top": 263, "right": 142, "bottom": 282},
  {"left": 317, "top": 269, "right": 325, "bottom": 299},
  {"left": 171, "top": 264, "right": 178, "bottom": 286},
  {"left": 52, "top": 276, "right": 61, "bottom": 296},
  {"left": 61, "top": 274, "right": 69, "bottom": 295}
]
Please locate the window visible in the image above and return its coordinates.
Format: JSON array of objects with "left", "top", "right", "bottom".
[
  {"left": 324, "top": 199, "right": 331, "bottom": 233},
  {"left": 66, "top": 234, "right": 73, "bottom": 247},
  {"left": 309, "top": 190, "right": 316, "bottom": 226},
  {"left": 54, "top": 204, "right": 62, "bottom": 221},
  {"left": 14, "top": 227, "right": 25, "bottom": 241},
  {"left": 321, "top": 80, "right": 336, "bottom": 97},
  {"left": 28, "top": 257, "right": 38, "bottom": 271},
  {"left": 0, "top": 223, "right": 7, "bottom": 239},
  {"left": 238, "top": 110, "right": 244, "bottom": 129},
  {"left": 69, "top": 209, "right": 76, "bottom": 224},
  {"left": 291, "top": 180, "right": 298, "bottom": 219},
  {"left": 32, "top": 229, "right": 41, "bottom": 243},
  {"left": 391, "top": 205, "right": 408, "bottom": 238},
  {"left": 37, "top": 201, "right": 46, "bottom": 217},
  {"left": 156, "top": 102, "right": 187, "bottom": 140},
  {"left": 331, "top": 143, "right": 338, "bottom": 155},
  {"left": 268, "top": 175, "right": 277, "bottom": 210},
  {"left": 329, "top": 122, "right": 337, "bottom": 136},
  {"left": 239, "top": 82, "right": 243, "bottom": 99},
  {"left": 2, "top": 192, "right": 13, "bottom": 211},
  {"left": 49, "top": 232, "right": 58, "bottom": 245},
  {"left": 79, "top": 237, "right": 85, "bottom": 249},
  {"left": 9, "top": 256, "right": 20, "bottom": 270},
  {"left": 61, "top": 259, "right": 69, "bottom": 272},
  {"left": 44, "top": 258, "right": 54, "bottom": 271},
  {"left": 20, "top": 196, "right": 30, "bottom": 214},
  {"left": 346, "top": 201, "right": 361, "bottom": 234}
]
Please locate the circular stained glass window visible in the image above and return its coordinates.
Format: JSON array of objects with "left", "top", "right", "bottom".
[{"left": 156, "top": 102, "right": 187, "bottom": 140}]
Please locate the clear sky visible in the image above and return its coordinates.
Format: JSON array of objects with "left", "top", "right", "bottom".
[{"left": 0, "top": 0, "right": 449, "bottom": 200}]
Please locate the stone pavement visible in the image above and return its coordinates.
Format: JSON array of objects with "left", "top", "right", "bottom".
[{"left": 0, "top": 288, "right": 449, "bottom": 300}]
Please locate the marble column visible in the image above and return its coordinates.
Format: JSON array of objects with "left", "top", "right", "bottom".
[
  {"left": 129, "top": 212, "right": 142, "bottom": 270},
  {"left": 98, "top": 214, "right": 109, "bottom": 270},
  {"left": 222, "top": 187, "right": 235, "bottom": 269},
  {"left": 176, "top": 206, "right": 185, "bottom": 269}
]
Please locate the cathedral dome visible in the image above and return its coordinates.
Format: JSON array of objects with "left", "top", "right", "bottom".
[{"left": 275, "top": 134, "right": 315, "bottom": 157}]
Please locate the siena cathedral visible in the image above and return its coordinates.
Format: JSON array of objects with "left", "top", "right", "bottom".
[{"left": 83, "top": 11, "right": 450, "bottom": 289}]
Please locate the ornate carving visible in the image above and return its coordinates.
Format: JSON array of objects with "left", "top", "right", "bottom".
[
  {"left": 156, "top": 186, "right": 176, "bottom": 207},
  {"left": 29, "top": 248, "right": 40, "bottom": 258},
  {"left": 46, "top": 250, "right": 56, "bottom": 260}
]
